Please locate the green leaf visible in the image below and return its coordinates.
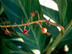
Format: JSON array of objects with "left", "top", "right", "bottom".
[
  {"left": 56, "top": 0, "right": 67, "bottom": 25},
  {"left": 0, "top": 4, "right": 4, "bottom": 14},
  {"left": 68, "top": 43, "right": 72, "bottom": 52},
  {"left": 0, "top": 21, "right": 9, "bottom": 25},
  {"left": 46, "top": 20, "right": 72, "bottom": 54},
  {"left": 41, "top": 6, "right": 60, "bottom": 37},
  {"left": 1, "top": 0, "right": 46, "bottom": 53},
  {"left": 0, "top": 37, "right": 9, "bottom": 54},
  {"left": 46, "top": 25, "right": 60, "bottom": 37},
  {"left": 0, "top": 37, "right": 33, "bottom": 54},
  {"left": 53, "top": 0, "right": 56, "bottom": 3},
  {"left": 67, "top": 51, "right": 72, "bottom": 54},
  {"left": 41, "top": 5, "right": 60, "bottom": 24},
  {"left": 12, "top": 40, "right": 33, "bottom": 53},
  {"left": 66, "top": 0, "right": 72, "bottom": 23},
  {"left": 58, "top": 20, "right": 72, "bottom": 45},
  {"left": 63, "top": 0, "right": 72, "bottom": 28}
]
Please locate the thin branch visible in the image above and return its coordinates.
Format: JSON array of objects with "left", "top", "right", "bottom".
[
  {"left": 0, "top": 18, "right": 7, "bottom": 30},
  {"left": 0, "top": 20, "right": 65, "bottom": 33},
  {"left": 4, "top": 17, "right": 16, "bottom": 33},
  {"left": 35, "top": 11, "right": 40, "bottom": 20}
]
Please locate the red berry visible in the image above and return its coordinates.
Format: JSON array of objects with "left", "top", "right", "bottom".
[
  {"left": 22, "top": 30, "right": 28, "bottom": 34},
  {"left": 5, "top": 30, "right": 9, "bottom": 34},
  {"left": 41, "top": 28, "right": 47, "bottom": 34},
  {"left": 30, "top": 12, "right": 35, "bottom": 17}
]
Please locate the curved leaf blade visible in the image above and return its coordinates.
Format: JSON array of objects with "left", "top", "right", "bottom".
[
  {"left": 0, "top": 37, "right": 9, "bottom": 54},
  {"left": 56, "top": 0, "right": 67, "bottom": 25},
  {"left": 1, "top": 0, "right": 46, "bottom": 53},
  {"left": 46, "top": 20, "right": 72, "bottom": 54},
  {"left": 66, "top": 0, "right": 72, "bottom": 24},
  {"left": 46, "top": 24, "right": 60, "bottom": 37},
  {"left": 0, "top": 4, "right": 4, "bottom": 14},
  {"left": 0, "top": 37, "right": 34, "bottom": 54},
  {"left": 41, "top": 5, "right": 60, "bottom": 24},
  {"left": 58, "top": 20, "right": 72, "bottom": 45}
]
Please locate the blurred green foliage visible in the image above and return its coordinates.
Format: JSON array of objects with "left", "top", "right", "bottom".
[{"left": 0, "top": 0, "right": 72, "bottom": 54}]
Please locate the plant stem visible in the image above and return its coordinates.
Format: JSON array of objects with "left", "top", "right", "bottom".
[
  {"left": 0, "top": 20, "right": 65, "bottom": 33},
  {"left": 46, "top": 32, "right": 62, "bottom": 54},
  {"left": 46, "top": 20, "right": 72, "bottom": 54}
]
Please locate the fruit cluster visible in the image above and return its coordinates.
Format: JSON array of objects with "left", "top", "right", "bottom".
[{"left": 0, "top": 11, "right": 52, "bottom": 37}]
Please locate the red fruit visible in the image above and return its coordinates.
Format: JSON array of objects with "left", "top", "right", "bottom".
[
  {"left": 30, "top": 12, "right": 35, "bottom": 17},
  {"left": 22, "top": 30, "right": 28, "bottom": 34},
  {"left": 41, "top": 28, "right": 47, "bottom": 34},
  {"left": 5, "top": 30, "right": 9, "bottom": 34}
]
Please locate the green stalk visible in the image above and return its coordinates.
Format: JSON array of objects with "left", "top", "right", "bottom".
[
  {"left": 46, "top": 33, "right": 62, "bottom": 54},
  {"left": 46, "top": 20, "right": 72, "bottom": 54}
]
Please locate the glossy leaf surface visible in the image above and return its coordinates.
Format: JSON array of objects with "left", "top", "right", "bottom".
[{"left": 1, "top": 0, "right": 46, "bottom": 53}]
